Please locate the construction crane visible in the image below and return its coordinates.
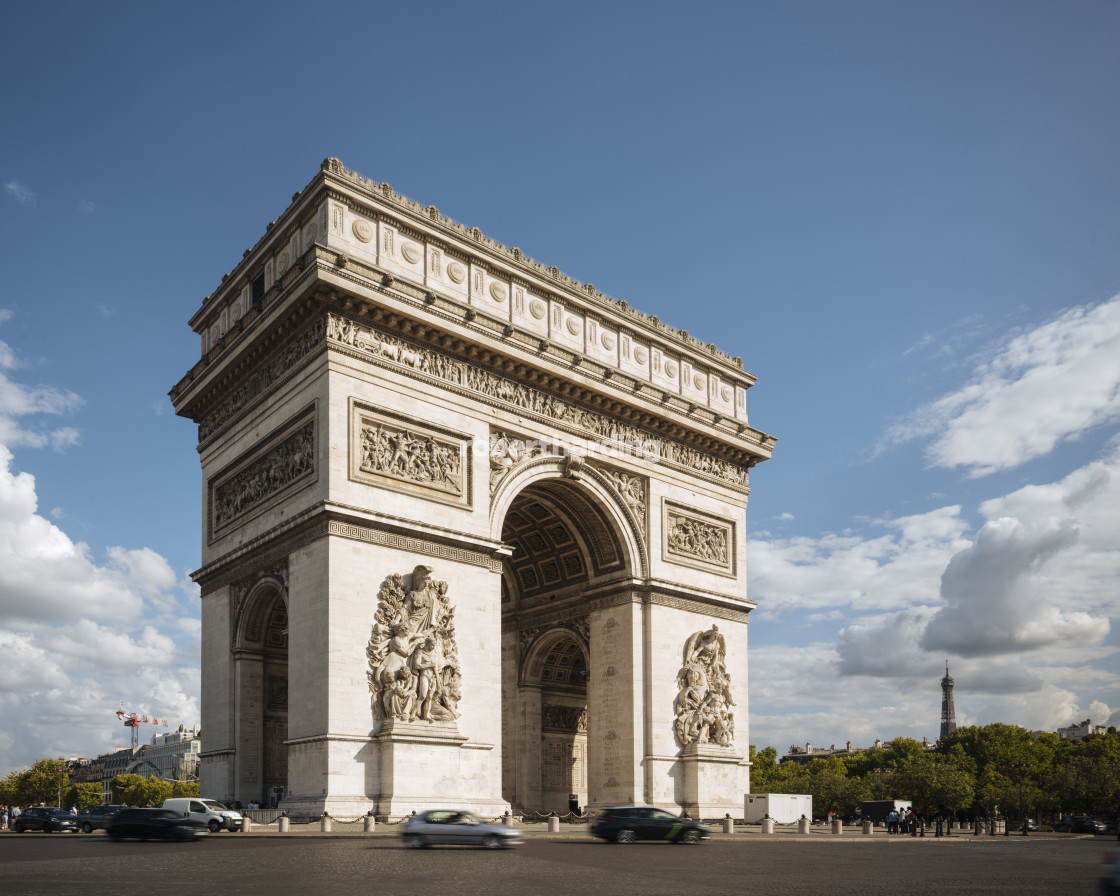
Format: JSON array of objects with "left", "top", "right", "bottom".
[{"left": 115, "top": 704, "right": 169, "bottom": 748}]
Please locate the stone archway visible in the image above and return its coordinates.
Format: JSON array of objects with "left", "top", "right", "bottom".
[
  {"left": 232, "top": 580, "right": 288, "bottom": 807},
  {"left": 517, "top": 630, "right": 589, "bottom": 814},
  {"left": 174, "top": 159, "right": 775, "bottom": 817},
  {"left": 496, "top": 463, "right": 644, "bottom": 813}
]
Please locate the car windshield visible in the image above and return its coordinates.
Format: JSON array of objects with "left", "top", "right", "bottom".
[{"left": 200, "top": 800, "right": 230, "bottom": 811}]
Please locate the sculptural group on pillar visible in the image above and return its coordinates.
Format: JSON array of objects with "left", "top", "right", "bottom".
[
  {"left": 674, "top": 626, "right": 735, "bottom": 748},
  {"left": 367, "top": 566, "right": 462, "bottom": 724}
]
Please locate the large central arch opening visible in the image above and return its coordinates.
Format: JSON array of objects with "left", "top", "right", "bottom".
[{"left": 498, "top": 474, "right": 633, "bottom": 816}]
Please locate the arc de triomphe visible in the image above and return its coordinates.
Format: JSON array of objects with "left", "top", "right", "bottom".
[{"left": 171, "top": 159, "right": 775, "bottom": 819}]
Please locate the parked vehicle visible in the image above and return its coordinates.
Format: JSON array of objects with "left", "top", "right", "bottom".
[
  {"left": 75, "top": 804, "right": 127, "bottom": 833},
  {"left": 12, "top": 807, "right": 78, "bottom": 833},
  {"left": 590, "top": 806, "right": 709, "bottom": 844},
  {"left": 161, "top": 798, "right": 242, "bottom": 832},
  {"left": 1056, "top": 816, "right": 1107, "bottom": 834},
  {"left": 400, "top": 810, "right": 523, "bottom": 849},
  {"left": 107, "top": 808, "right": 207, "bottom": 841}
]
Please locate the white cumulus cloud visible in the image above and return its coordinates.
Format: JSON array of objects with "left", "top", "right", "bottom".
[{"left": 886, "top": 296, "right": 1120, "bottom": 477}]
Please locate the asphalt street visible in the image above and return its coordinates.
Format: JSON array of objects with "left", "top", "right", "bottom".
[{"left": 0, "top": 829, "right": 1108, "bottom": 896}]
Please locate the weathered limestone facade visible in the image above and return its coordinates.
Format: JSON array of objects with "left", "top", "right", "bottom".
[{"left": 171, "top": 159, "right": 775, "bottom": 819}]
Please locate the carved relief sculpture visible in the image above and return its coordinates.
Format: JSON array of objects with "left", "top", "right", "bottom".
[
  {"left": 359, "top": 420, "right": 462, "bottom": 495},
  {"left": 367, "top": 566, "right": 462, "bottom": 724},
  {"left": 212, "top": 422, "right": 314, "bottom": 532},
  {"left": 663, "top": 502, "right": 734, "bottom": 574},
  {"left": 673, "top": 626, "right": 735, "bottom": 748},
  {"left": 600, "top": 468, "right": 646, "bottom": 528}
]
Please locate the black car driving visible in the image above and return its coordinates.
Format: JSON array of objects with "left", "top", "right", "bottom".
[
  {"left": 107, "top": 808, "right": 208, "bottom": 841},
  {"left": 590, "top": 806, "right": 709, "bottom": 844}
]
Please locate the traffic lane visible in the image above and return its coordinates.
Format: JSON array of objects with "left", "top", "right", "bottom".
[{"left": 0, "top": 835, "right": 1102, "bottom": 896}]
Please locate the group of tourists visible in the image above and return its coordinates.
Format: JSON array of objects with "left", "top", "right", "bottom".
[
  {"left": 887, "top": 807, "right": 920, "bottom": 834},
  {"left": 1, "top": 805, "right": 22, "bottom": 829}
]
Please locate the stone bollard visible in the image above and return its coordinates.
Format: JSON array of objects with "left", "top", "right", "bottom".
[
  {"left": 799, "top": 815, "right": 811, "bottom": 835},
  {"left": 831, "top": 818, "right": 843, "bottom": 836},
  {"left": 761, "top": 816, "right": 775, "bottom": 835},
  {"left": 862, "top": 819, "right": 873, "bottom": 836},
  {"left": 279, "top": 815, "right": 289, "bottom": 833},
  {"left": 548, "top": 813, "right": 560, "bottom": 833},
  {"left": 321, "top": 813, "right": 332, "bottom": 833},
  {"left": 241, "top": 816, "right": 252, "bottom": 833},
  {"left": 364, "top": 814, "right": 376, "bottom": 833},
  {"left": 722, "top": 814, "right": 734, "bottom": 834},
  {"left": 502, "top": 811, "right": 514, "bottom": 827}
]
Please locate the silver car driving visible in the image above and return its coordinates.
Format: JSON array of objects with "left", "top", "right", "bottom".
[{"left": 401, "top": 810, "right": 523, "bottom": 849}]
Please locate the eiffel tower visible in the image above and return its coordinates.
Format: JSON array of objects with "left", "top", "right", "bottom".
[{"left": 940, "top": 661, "right": 957, "bottom": 741}]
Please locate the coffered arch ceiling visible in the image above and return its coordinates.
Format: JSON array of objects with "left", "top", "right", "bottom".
[{"left": 500, "top": 479, "right": 626, "bottom": 609}]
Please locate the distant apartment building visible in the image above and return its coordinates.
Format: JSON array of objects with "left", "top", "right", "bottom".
[
  {"left": 133, "top": 728, "right": 201, "bottom": 782},
  {"left": 1056, "top": 718, "right": 1107, "bottom": 742}
]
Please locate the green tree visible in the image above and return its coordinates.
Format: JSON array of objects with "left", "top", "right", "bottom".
[
  {"left": 64, "top": 783, "right": 104, "bottom": 809},
  {"left": 171, "top": 780, "right": 201, "bottom": 799},
  {"left": 110, "top": 774, "right": 147, "bottom": 806},
  {"left": 894, "top": 753, "right": 974, "bottom": 816},
  {"left": 748, "top": 745, "right": 779, "bottom": 793},
  {"left": 7, "top": 758, "right": 69, "bottom": 806}
]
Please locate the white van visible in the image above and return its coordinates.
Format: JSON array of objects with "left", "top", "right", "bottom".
[{"left": 162, "top": 798, "right": 243, "bottom": 832}]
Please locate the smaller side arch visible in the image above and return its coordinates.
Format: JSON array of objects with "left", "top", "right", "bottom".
[
  {"left": 233, "top": 576, "right": 288, "bottom": 652},
  {"left": 520, "top": 625, "right": 590, "bottom": 688}
]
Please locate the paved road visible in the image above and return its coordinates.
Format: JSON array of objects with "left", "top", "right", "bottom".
[{"left": 0, "top": 831, "right": 1106, "bottom": 895}]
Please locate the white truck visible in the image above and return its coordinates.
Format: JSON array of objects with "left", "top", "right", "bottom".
[
  {"left": 744, "top": 793, "right": 813, "bottom": 825},
  {"left": 162, "top": 798, "right": 243, "bottom": 833}
]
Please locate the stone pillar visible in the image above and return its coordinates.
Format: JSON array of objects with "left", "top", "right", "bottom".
[
  {"left": 517, "top": 684, "right": 543, "bottom": 811},
  {"left": 831, "top": 817, "right": 843, "bottom": 835},
  {"left": 363, "top": 815, "right": 375, "bottom": 833},
  {"left": 374, "top": 719, "right": 469, "bottom": 816},
  {"left": 548, "top": 814, "right": 560, "bottom": 833},
  {"left": 199, "top": 586, "right": 235, "bottom": 801},
  {"left": 588, "top": 595, "right": 644, "bottom": 808},
  {"left": 761, "top": 817, "right": 774, "bottom": 834},
  {"left": 680, "top": 743, "right": 745, "bottom": 819},
  {"left": 279, "top": 816, "right": 290, "bottom": 833},
  {"left": 233, "top": 653, "right": 264, "bottom": 804},
  {"left": 800, "top": 816, "right": 812, "bottom": 835}
]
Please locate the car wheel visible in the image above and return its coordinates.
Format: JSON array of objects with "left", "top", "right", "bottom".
[
  {"left": 483, "top": 835, "right": 503, "bottom": 849},
  {"left": 109, "top": 832, "right": 122, "bottom": 841},
  {"left": 208, "top": 819, "right": 221, "bottom": 833},
  {"left": 13, "top": 823, "right": 23, "bottom": 833},
  {"left": 679, "top": 829, "right": 701, "bottom": 845},
  {"left": 615, "top": 829, "right": 637, "bottom": 844},
  {"left": 82, "top": 822, "right": 93, "bottom": 834},
  {"left": 405, "top": 835, "right": 427, "bottom": 849},
  {"left": 44, "top": 823, "right": 53, "bottom": 834}
]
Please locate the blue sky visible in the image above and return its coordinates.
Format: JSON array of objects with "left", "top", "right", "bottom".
[{"left": 2, "top": 1, "right": 1119, "bottom": 773}]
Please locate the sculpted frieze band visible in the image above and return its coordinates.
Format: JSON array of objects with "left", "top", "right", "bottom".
[
  {"left": 211, "top": 421, "right": 315, "bottom": 535},
  {"left": 199, "top": 317, "right": 326, "bottom": 443},
  {"left": 328, "top": 313, "right": 750, "bottom": 488}
]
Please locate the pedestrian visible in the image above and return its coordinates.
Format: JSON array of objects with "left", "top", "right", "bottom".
[
  {"left": 888, "top": 809, "right": 898, "bottom": 834},
  {"left": 1, "top": 805, "right": 8, "bottom": 829}
]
